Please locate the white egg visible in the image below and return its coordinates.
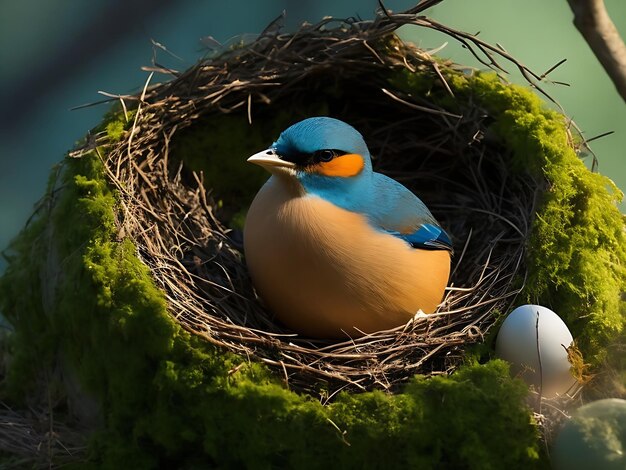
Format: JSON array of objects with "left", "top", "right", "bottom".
[{"left": 495, "top": 304, "right": 578, "bottom": 397}]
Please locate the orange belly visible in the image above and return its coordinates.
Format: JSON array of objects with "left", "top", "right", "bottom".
[{"left": 244, "top": 176, "right": 451, "bottom": 339}]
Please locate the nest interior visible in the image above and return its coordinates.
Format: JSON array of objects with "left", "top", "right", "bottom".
[{"left": 93, "top": 23, "right": 543, "bottom": 396}]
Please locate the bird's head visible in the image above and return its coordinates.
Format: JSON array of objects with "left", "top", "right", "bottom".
[{"left": 247, "top": 117, "right": 372, "bottom": 190}]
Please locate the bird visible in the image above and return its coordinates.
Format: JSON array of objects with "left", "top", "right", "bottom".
[{"left": 243, "top": 117, "right": 452, "bottom": 339}]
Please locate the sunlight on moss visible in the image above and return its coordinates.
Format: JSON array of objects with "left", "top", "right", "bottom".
[
  {"left": 0, "top": 108, "right": 542, "bottom": 467},
  {"left": 5, "top": 67, "right": 625, "bottom": 467},
  {"left": 395, "top": 70, "right": 626, "bottom": 367}
]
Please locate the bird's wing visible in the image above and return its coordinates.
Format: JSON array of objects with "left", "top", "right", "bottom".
[{"left": 367, "top": 173, "right": 453, "bottom": 252}]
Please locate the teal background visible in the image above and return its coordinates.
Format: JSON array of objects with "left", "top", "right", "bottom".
[{"left": 1, "top": 0, "right": 624, "bottom": 273}]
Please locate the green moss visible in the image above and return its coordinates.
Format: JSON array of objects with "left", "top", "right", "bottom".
[
  {"left": 2, "top": 58, "right": 623, "bottom": 467},
  {"left": 331, "top": 361, "right": 540, "bottom": 469},
  {"left": 5, "top": 63, "right": 623, "bottom": 467},
  {"left": 466, "top": 74, "right": 626, "bottom": 364},
  {"left": 0, "top": 166, "right": 62, "bottom": 397},
  {"left": 102, "top": 108, "right": 136, "bottom": 142},
  {"left": 105, "top": 120, "right": 125, "bottom": 142},
  {"left": 394, "top": 70, "right": 626, "bottom": 366},
  {"left": 0, "top": 110, "right": 541, "bottom": 466}
]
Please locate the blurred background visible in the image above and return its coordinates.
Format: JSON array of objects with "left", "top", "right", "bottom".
[{"left": 1, "top": 0, "right": 625, "bottom": 273}]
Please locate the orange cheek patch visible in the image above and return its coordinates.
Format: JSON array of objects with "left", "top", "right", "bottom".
[{"left": 317, "top": 154, "right": 364, "bottom": 177}]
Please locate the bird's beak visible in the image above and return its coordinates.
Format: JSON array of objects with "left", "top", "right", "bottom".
[{"left": 247, "top": 149, "right": 296, "bottom": 173}]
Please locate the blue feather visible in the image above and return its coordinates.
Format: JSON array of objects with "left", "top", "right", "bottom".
[
  {"left": 273, "top": 117, "right": 370, "bottom": 164},
  {"left": 391, "top": 224, "right": 453, "bottom": 251},
  {"left": 272, "top": 117, "right": 453, "bottom": 253}
]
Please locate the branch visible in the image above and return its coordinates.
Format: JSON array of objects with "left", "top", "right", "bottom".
[{"left": 567, "top": 0, "right": 626, "bottom": 102}]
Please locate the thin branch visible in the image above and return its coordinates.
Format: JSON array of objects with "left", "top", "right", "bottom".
[{"left": 567, "top": 0, "right": 626, "bottom": 102}]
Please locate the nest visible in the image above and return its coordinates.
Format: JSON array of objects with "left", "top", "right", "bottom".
[
  {"left": 71, "top": 3, "right": 565, "bottom": 398},
  {"left": 0, "top": 402, "right": 86, "bottom": 468}
]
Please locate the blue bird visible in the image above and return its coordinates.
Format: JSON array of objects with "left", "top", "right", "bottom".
[{"left": 244, "top": 117, "right": 452, "bottom": 338}]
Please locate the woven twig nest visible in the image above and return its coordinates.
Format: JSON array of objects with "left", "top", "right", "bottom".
[
  {"left": 71, "top": 9, "right": 546, "bottom": 396},
  {"left": 4, "top": 3, "right": 626, "bottom": 468}
]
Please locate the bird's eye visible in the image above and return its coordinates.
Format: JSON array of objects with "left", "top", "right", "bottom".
[{"left": 315, "top": 150, "right": 336, "bottom": 163}]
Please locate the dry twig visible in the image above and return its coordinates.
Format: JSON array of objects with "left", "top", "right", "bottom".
[{"left": 0, "top": 402, "right": 86, "bottom": 468}]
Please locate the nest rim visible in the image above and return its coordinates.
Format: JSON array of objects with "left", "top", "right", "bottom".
[{"left": 69, "top": 6, "right": 579, "bottom": 399}]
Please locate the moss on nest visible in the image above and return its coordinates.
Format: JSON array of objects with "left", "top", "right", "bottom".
[
  {"left": 0, "top": 114, "right": 540, "bottom": 467},
  {"left": 470, "top": 74, "right": 626, "bottom": 365},
  {"left": 395, "top": 70, "right": 626, "bottom": 365},
  {"left": 1, "top": 10, "right": 626, "bottom": 468}
]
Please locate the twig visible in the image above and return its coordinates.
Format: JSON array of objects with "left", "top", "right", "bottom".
[
  {"left": 567, "top": 0, "right": 626, "bottom": 102},
  {"left": 535, "top": 310, "right": 544, "bottom": 412}
]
